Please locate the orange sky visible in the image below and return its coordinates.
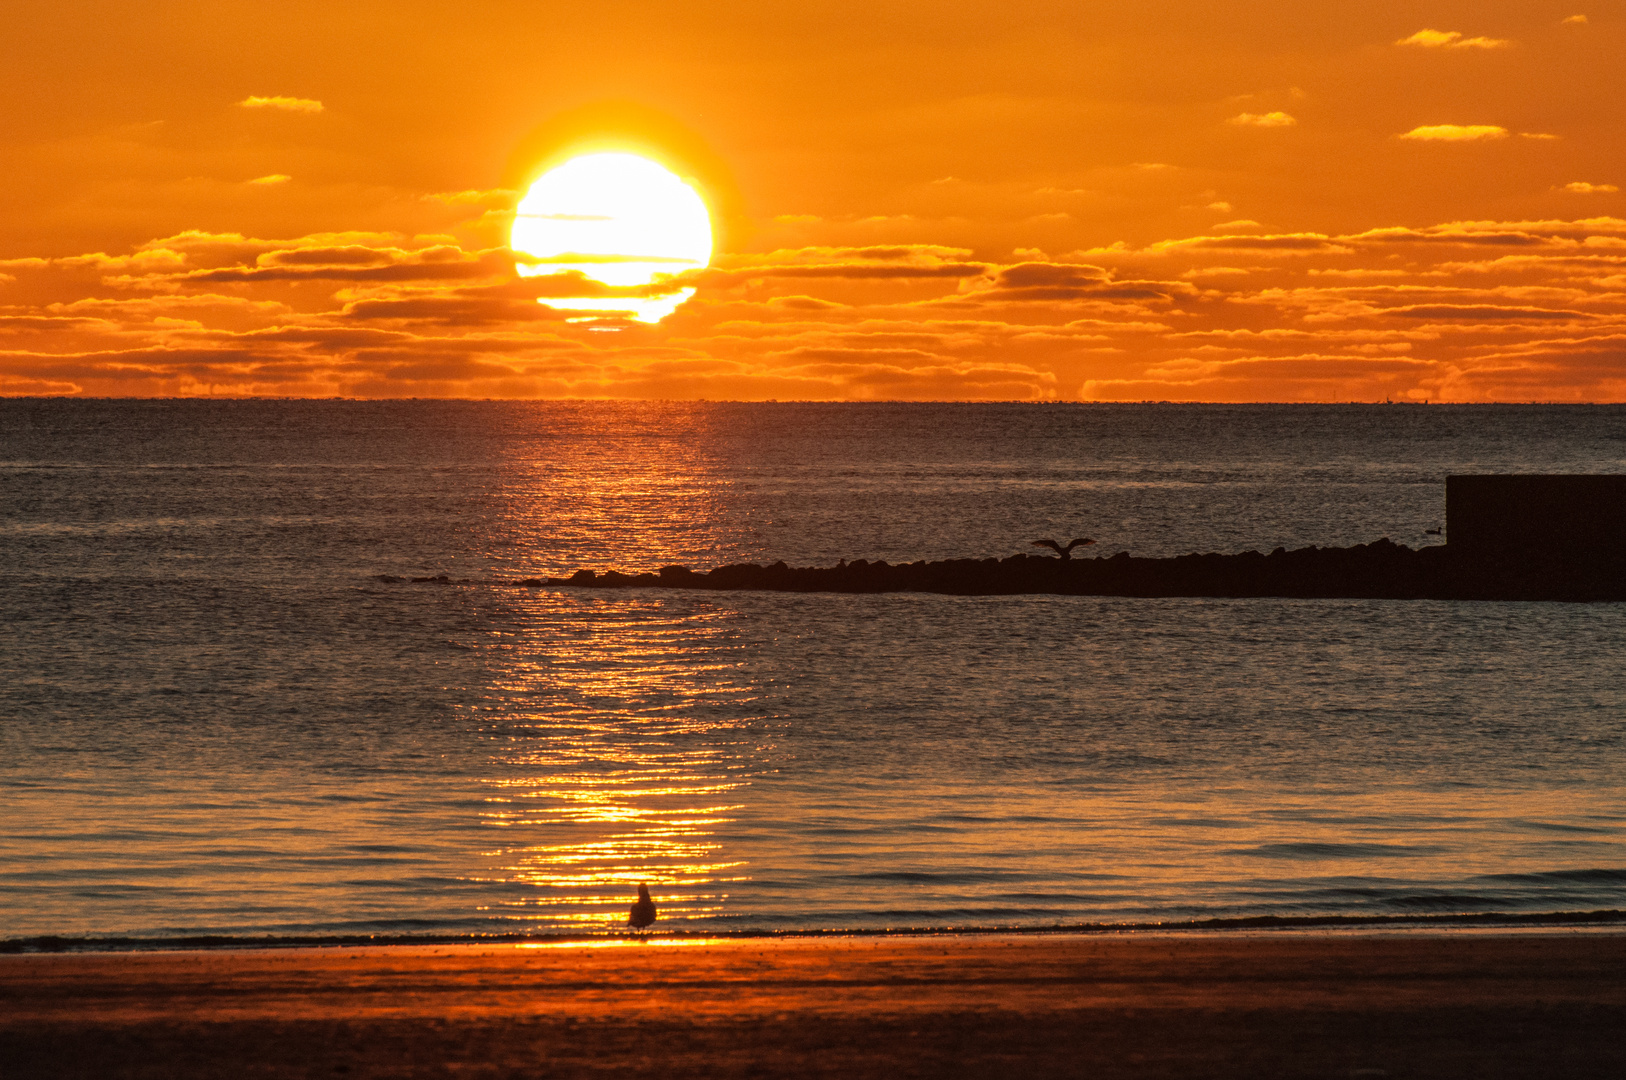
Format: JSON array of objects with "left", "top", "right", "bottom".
[{"left": 2, "top": 1, "right": 1623, "bottom": 401}]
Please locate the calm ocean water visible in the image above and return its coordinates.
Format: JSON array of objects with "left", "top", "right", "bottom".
[{"left": 2, "top": 400, "right": 1625, "bottom": 938}]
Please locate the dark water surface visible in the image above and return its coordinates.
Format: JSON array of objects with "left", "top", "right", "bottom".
[{"left": 2, "top": 400, "right": 1624, "bottom": 936}]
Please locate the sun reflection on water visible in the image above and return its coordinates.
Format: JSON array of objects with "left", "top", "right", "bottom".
[
  {"left": 463, "top": 410, "right": 776, "bottom": 931},
  {"left": 480, "top": 403, "right": 768, "bottom": 579},
  {"left": 471, "top": 596, "right": 765, "bottom": 930},
  {"left": 516, "top": 939, "right": 728, "bottom": 949}
]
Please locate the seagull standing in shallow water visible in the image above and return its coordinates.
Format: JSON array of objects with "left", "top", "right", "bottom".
[
  {"left": 1032, "top": 538, "right": 1096, "bottom": 560},
  {"left": 629, "top": 883, "right": 657, "bottom": 930}
]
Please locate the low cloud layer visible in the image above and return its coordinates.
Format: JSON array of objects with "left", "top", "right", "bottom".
[{"left": 4, "top": 211, "right": 1624, "bottom": 402}]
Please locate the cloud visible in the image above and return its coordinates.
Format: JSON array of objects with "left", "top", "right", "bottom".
[
  {"left": 0, "top": 377, "right": 84, "bottom": 396},
  {"left": 423, "top": 189, "right": 516, "bottom": 207},
  {"left": 46, "top": 294, "right": 291, "bottom": 321},
  {"left": 1561, "top": 182, "right": 1620, "bottom": 194},
  {"left": 1562, "top": 15, "right": 1588, "bottom": 25},
  {"left": 109, "top": 246, "right": 512, "bottom": 288},
  {"left": 700, "top": 261, "right": 986, "bottom": 286},
  {"left": 768, "top": 296, "right": 845, "bottom": 310},
  {"left": 959, "top": 262, "right": 1192, "bottom": 304},
  {"left": 1399, "top": 125, "right": 1509, "bottom": 141},
  {"left": 1381, "top": 304, "right": 1592, "bottom": 321},
  {"left": 338, "top": 296, "right": 572, "bottom": 326},
  {"left": 715, "top": 245, "right": 974, "bottom": 268},
  {"left": 7, "top": 212, "right": 1626, "bottom": 403},
  {"left": 259, "top": 245, "right": 397, "bottom": 267},
  {"left": 248, "top": 174, "right": 291, "bottom": 185},
  {"left": 1396, "top": 29, "right": 1510, "bottom": 49},
  {"left": 1154, "top": 232, "right": 1350, "bottom": 253},
  {"left": 238, "top": 96, "right": 324, "bottom": 113},
  {"left": 1520, "top": 132, "right": 1561, "bottom": 140},
  {"left": 1228, "top": 112, "right": 1296, "bottom": 128}
]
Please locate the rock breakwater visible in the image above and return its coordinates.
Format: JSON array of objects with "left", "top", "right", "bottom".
[{"left": 492, "top": 538, "right": 1622, "bottom": 602}]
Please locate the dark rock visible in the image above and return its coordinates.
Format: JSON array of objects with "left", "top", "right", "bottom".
[{"left": 543, "top": 540, "right": 1624, "bottom": 602}]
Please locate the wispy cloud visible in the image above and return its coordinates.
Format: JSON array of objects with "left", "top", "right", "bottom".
[
  {"left": 1396, "top": 29, "right": 1510, "bottom": 49},
  {"left": 237, "top": 96, "right": 324, "bottom": 113},
  {"left": 247, "top": 174, "right": 291, "bottom": 185},
  {"left": 1399, "top": 124, "right": 1509, "bottom": 142},
  {"left": 1562, "top": 14, "right": 1588, "bottom": 25},
  {"left": 1227, "top": 112, "right": 1296, "bottom": 128},
  {"left": 423, "top": 189, "right": 515, "bottom": 207},
  {"left": 1560, "top": 182, "right": 1619, "bottom": 194}
]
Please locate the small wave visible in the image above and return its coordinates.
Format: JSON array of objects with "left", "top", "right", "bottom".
[
  {"left": 1232, "top": 842, "right": 1440, "bottom": 859},
  {"left": 1511, "top": 820, "right": 1618, "bottom": 835},
  {"left": 835, "top": 870, "right": 1017, "bottom": 885},
  {"left": 1480, "top": 867, "right": 1626, "bottom": 885},
  {"left": 8, "top": 908, "right": 1625, "bottom": 953}
]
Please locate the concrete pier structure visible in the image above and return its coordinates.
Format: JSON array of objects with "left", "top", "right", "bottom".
[{"left": 1447, "top": 475, "right": 1626, "bottom": 565}]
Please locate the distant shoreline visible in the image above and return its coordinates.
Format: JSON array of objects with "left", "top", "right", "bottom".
[{"left": 7, "top": 908, "right": 1622, "bottom": 955}]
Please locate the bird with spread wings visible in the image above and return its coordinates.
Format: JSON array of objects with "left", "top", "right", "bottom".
[{"left": 1032, "top": 537, "right": 1095, "bottom": 560}]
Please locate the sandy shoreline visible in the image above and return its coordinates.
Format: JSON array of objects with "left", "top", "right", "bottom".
[
  {"left": 4, "top": 931, "right": 1624, "bottom": 1077},
  {"left": 8, "top": 907, "right": 1621, "bottom": 954}
]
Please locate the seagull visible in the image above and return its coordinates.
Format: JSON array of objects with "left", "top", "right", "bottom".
[
  {"left": 629, "top": 883, "right": 657, "bottom": 930},
  {"left": 1032, "top": 538, "right": 1096, "bottom": 560}
]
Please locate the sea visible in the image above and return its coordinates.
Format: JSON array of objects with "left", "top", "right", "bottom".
[{"left": 3, "top": 399, "right": 1624, "bottom": 940}]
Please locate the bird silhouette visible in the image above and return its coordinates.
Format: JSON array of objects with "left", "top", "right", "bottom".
[
  {"left": 629, "top": 883, "right": 657, "bottom": 930},
  {"left": 1032, "top": 538, "right": 1096, "bottom": 560}
]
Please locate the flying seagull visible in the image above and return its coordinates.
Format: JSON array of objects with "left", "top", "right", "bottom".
[
  {"left": 1032, "top": 538, "right": 1096, "bottom": 560},
  {"left": 629, "top": 883, "right": 657, "bottom": 930}
]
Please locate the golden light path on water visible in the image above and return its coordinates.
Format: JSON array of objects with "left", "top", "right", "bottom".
[
  {"left": 471, "top": 599, "right": 763, "bottom": 930},
  {"left": 467, "top": 420, "right": 764, "bottom": 930},
  {"left": 517, "top": 939, "right": 728, "bottom": 949}
]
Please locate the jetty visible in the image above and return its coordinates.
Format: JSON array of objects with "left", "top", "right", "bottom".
[{"left": 384, "top": 475, "right": 1626, "bottom": 602}]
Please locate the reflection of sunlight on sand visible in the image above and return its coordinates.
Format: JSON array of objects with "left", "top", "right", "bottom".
[
  {"left": 516, "top": 938, "right": 727, "bottom": 949},
  {"left": 471, "top": 596, "right": 762, "bottom": 930}
]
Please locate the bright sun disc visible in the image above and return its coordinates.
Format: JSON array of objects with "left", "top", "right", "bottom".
[{"left": 510, "top": 153, "right": 712, "bottom": 323}]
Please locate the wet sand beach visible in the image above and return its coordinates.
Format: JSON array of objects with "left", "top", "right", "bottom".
[{"left": 4, "top": 931, "right": 1624, "bottom": 1078}]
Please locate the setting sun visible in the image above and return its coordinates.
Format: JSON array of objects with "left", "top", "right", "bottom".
[{"left": 510, "top": 153, "right": 712, "bottom": 323}]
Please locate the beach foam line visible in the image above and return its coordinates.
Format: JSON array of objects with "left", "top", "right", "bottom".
[{"left": 5, "top": 907, "right": 1622, "bottom": 955}]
